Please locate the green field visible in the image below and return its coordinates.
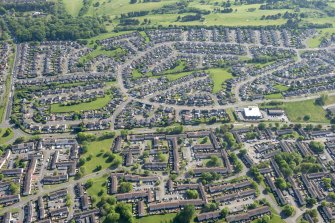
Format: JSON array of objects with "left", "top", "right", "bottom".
[
  {"left": 274, "top": 84, "right": 289, "bottom": 92},
  {"left": 50, "top": 95, "right": 111, "bottom": 113},
  {"left": 79, "top": 47, "right": 126, "bottom": 63},
  {"left": 283, "top": 99, "right": 329, "bottom": 123},
  {"left": 86, "top": 176, "right": 108, "bottom": 204},
  {"left": 81, "top": 138, "right": 114, "bottom": 173},
  {"left": 136, "top": 213, "right": 177, "bottom": 223},
  {"left": 0, "top": 128, "right": 14, "bottom": 145},
  {"left": 86, "top": 0, "right": 178, "bottom": 17},
  {"left": 208, "top": 68, "right": 233, "bottom": 93},
  {"left": 306, "top": 28, "right": 335, "bottom": 48},
  {"left": 165, "top": 71, "right": 193, "bottom": 81},
  {"left": 63, "top": 0, "right": 83, "bottom": 17},
  {"left": 265, "top": 93, "right": 284, "bottom": 100}
]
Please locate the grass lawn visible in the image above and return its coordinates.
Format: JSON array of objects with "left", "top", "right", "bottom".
[
  {"left": 165, "top": 71, "right": 192, "bottom": 81},
  {"left": 265, "top": 93, "right": 284, "bottom": 99},
  {"left": 86, "top": 0, "right": 178, "bottom": 17},
  {"left": 63, "top": 0, "right": 83, "bottom": 17},
  {"left": 132, "top": 69, "right": 143, "bottom": 79},
  {"left": 324, "top": 95, "right": 335, "bottom": 106},
  {"left": 50, "top": 95, "right": 112, "bottom": 113},
  {"left": 86, "top": 176, "right": 108, "bottom": 204},
  {"left": 208, "top": 68, "right": 233, "bottom": 93},
  {"left": 135, "top": 213, "right": 177, "bottom": 223},
  {"left": 0, "top": 128, "right": 14, "bottom": 145},
  {"left": 274, "top": 84, "right": 289, "bottom": 92},
  {"left": 139, "top": 31, "right": 150, "bottom": 43},
  {"left": 0, "top": 49, "right": 14, "bottom": 123},
  {"left": 163, "top": 61, "right": 186, "bottom": 75},
  {"left": 81, "top": 138, "right": 114, "bottom": 174},
  {"left": 283, "top": 99, "right": 329, "bottom": 123},
  {"left": 306, "top": 28, "right": 335, "bottom": 48}
]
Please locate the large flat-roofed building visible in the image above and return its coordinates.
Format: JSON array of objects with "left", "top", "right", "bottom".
[{"left": 243, "top": 106, "right": 262, "bottom": 119}]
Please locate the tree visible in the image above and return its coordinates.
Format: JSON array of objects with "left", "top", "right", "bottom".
[
  {"left": 309, "top": 141, "right": 325, "bottom": 154},
  {"left": 275, "top": 177, "right": 288, "bottom": 190},
  {"left": 328, "top": 192, "right": 335, "bottom": 201},
  {"left": 221, "top": 207, "right": 229, "bottom": 218},
  {"left": 86, "top": 179, "right": 94, "bottom": 188},
  {"left": 106, "top": 212, "right": 120, "bottom": 223},
  {"left": 282, "top": 205, "right": 294, "bottom": 217},
  {"left": 315, "top": 94, "right": 328, "bottom": 106},
  {"left": 206, "top": 155, "right": 222, "bottom": 167},
  {"left": 303, "top": 115, "right": 310, "bottom": 121},
  {"left": 115, "top": 203, "right": 133, "bottom": 223},
  {"left": 186, "top": 190, "right": 199, "bottom": 199},
  {"left": 306, "top": 197, "right": 317, "bottom": 207},
  {"left": 174, "top": 205, "right": 195, "bottom": 223},
  {"left": 203, "top": 202, "right": 218, "bottom": 212},
  {"left": 258, "top": 123, "right": 266, "bottom": 130},
  {"left": 224, "top": 132, "right": 236, "bottom": 147},
  {"left": 119, "top": 182, "right": 133, "bottom": 193},
  {"left": 9, "top": 183, "right": 19, "bottom": 194}
]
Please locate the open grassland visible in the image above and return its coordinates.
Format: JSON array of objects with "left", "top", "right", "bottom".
[
  {"left": 208, "top": 68, "right": 233, "bottom": 93},
  {"left": 86, "top": 0, "right": 178, "bottom": 17},
  {"left": 50, "top": 95, "right": 111, "bottom": 113},
  {"left": 63, "top": 0, "right": 83, "bottom": 17},
  {"left": 283, "top": 100, "right": 329, "bottom": 123},
  {"left": 81, "top": 138, "right": 114, "bottom": 174},
  {"left": 261, "top": 98, "right": 329, "bottom": 123}
]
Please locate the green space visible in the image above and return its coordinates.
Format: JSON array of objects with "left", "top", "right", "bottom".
[
  {"left": 63, "top": 0, "right": 83, "bottom": 17},
  {"left": 262, "top": 99, "right": 329, "bottom": 123},
  {"left": 165, "top": 71, "right": 192, "bottom": 81},
  {"left": 0, "top": 128, "right": 14, "bottom": 145},
  {"left": 50, "top": 95, "right": 112, "bottom": 113},
  {"left": 0, "top": 49, "right": 14, "bottom": 123},
  {"left": 136, "top": 213, "right": 177, "bottom": 223},
  {"left": 283, "top": 99, "right": 329, "bottom": 123},
  {"left": 324, "top": 95, "right": 335, "bottom": 106},
  {"left": 132, "top": 69, "right": 143, "bottom": 79},
  {"left": 306, "top": 28, "right": 335, "bottom": 48},
  {"left": 78, "top": 47, "right": 127, "bottom": 63},
  {"left": 274, "top": 84, "right": 289, "bottom": 92},
  {"left": 86, "top": 0, "right": 178, "bottom": 17},
  {"left": 86, "top": 176, "right": 108, "bottom": 204},
  {"left": 80, "top": 138, "right": 114, "bottom": 173},
  {"left": 208, "top": 68, "right": 233, "bottom": 93},
  {"left": 163, "top": 61, "right": 187, "bottom": 75},
  {"left": 139, "top": 31, "right": 150, "bottom": 43},
  {"left": 265, "top": 93, "right": 284, "bottom": 100}
]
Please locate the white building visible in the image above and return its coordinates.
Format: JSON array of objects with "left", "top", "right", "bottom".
[{"left": 243, "top": 106, "right": 262, "bottom": 119}]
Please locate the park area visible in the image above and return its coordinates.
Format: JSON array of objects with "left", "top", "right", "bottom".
[{"left": 79, "top": 138, "right": 114, "bottom": 173}]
